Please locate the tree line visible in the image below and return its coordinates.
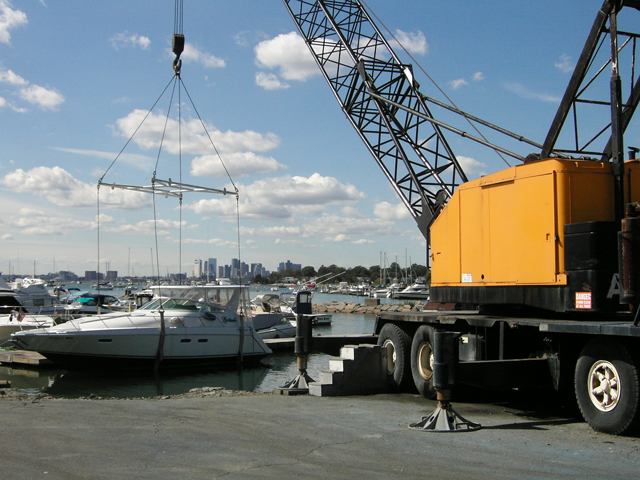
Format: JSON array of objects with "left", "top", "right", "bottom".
[{"left": 253, "top": 262, "right": 430, "bottom": 286}]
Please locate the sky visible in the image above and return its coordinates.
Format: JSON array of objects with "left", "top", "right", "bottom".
[{"left": 0, "top": 0, "right": 636, "bottom": 278}]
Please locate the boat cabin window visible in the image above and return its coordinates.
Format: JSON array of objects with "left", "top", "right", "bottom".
[{"left": 138, "top": 287, "right": 243, "bottom": 313}]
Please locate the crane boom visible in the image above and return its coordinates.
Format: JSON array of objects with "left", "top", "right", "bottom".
[{"left": 283, "top": 0, "right": 467, "bottom": 239}]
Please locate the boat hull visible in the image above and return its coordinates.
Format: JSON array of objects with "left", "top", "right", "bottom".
[{"left": 12, "top": 326, "right": 271, "bottom": 370}]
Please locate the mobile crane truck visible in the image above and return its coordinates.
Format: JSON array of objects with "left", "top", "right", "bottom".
[{"left": 285, "top": 0, "right": 640, "bottom": 434}]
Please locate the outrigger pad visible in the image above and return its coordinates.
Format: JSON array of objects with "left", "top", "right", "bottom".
[
  {"left": 274, "top": 372, "right": 316, "bottom": 396},
  {"left": 409, "top": 403, "right": 481, "bottom": 432}
]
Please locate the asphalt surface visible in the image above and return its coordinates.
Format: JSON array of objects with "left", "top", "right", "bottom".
[{"left": 1, "top": 390, "right": 640, "bottom": 479}]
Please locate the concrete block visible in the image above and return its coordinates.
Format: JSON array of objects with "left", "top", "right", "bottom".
[{"left": 309, "top": 345, "right": 390, "bottom": 397}]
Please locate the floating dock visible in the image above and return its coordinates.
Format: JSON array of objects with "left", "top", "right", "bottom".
[
  {"left": 265, "top": 334, "right": 377, "bottom": 354},
  {"left": 0, "top": 350, "right": 52, "bottom": 367}
]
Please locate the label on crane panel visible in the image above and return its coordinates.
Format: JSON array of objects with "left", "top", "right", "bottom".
[
  {"left": 575, "top": 292, "right": 592, "bottom": 309},
  {"left": 462, "top": 273, "right": 473, "bottom": 283}
]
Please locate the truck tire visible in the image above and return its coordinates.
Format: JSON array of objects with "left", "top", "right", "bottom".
[
  {"left": 575, "top": 339, "right": 640, "bottom": 435},
  {"left": 377, "top": 323, "right": 412, "bottom": 390},
  {"left": 411, "top": 325, "right": 437, "bottom": 399}
]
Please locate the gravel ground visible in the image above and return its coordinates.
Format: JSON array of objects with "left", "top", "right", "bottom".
[{"left": 2, "top": 387, "right": 640, "bottom": 480}]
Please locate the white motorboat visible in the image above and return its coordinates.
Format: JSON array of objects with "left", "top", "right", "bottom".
[
  {"left": 0, "top": 311, "right": 67, "bottom": 345},
  {"left": 392, "top": 279, "right": 430, "bottom": 300},
  {"left": 256, "top": 315, "right": 297, "bottom": 339},
  {"left": 63, "top": 293, "right": 120, "bottom": 315},
  {"left": 0, "top": 278, "right": 65, "bottom": 315},
  {"left": 11, "top": 285, "right": 272, "bottom": 369}
]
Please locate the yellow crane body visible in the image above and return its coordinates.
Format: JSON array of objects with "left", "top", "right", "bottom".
[{"left": 430, "top": 158, "right": 640, "bottom": 312}]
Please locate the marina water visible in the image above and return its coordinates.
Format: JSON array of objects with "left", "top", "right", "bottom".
[{"left": 0, "top": 285, "right": 389, "bottom": 398}]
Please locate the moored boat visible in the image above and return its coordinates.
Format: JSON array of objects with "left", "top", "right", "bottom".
[{"left": 11, "top": 285, "right": 271, "bottom": 369}]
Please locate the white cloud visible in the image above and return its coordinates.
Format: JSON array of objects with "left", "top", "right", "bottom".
[
  {"left": 306, "top": 213, "right": 396, "bottom": 236},
  {"left": 255, "top": 32, "right": 318, "bottom": 82},
  {"left": 449, "top": 78, "right": 469, "bottom": 90},
  {"left": 240, "top": 225, "right": 302, "bottom": 236},
  {"left": 555, "top": 54, "right": 575, "bottom": 74},
  {"left": 104, "top": 219, "right": 187, "bottom": 236},
  {"left": 457, "top": 155, "right": 488, "bottom": 179},
  {"left": 0, "top": 69, "right": 27, "bottom": 85},
  {"left": 0, "top": 0, "right": 27, "bottom": 45},
  {"left": 255, "top": 72, "right": 289, "bottom": 90},
  {"left": 53, "top": 148, "right": 155, "bottom": 171},
  {"left": 504, "top": 82, "right": 560, "bottom": 103},
  {"left": 352, "top": 238, "right": 374, "bottom": 245},
  {"left": 391, "top": 29, "right": 428, "bottom": 55},
  {"left": 3, "top": 208, "right": 96, "bottom": 236},
  {"left": 473, "top": 72, "right": 485, "bottom": 82},
  {"left": 116, "top": 110, "right": 280, "bottom": 156},
  {"left": 110, "top": 32, "right": 151, "bottom": 50},
  {"left": 373, "top": 201, "right": 412, "bottom": 221},
  {"left": 191, "top": 151, "right": 286, "bottom": 178},
  {"left": 186, "top": 173, "right": 366, "bottom": 220},
  {"left": 1, "top": 233, "right": 14, "bottom": 240},
  {"left": 326, "top": 234, "right": 351, "bottom": 242},
  {"left": 0, "top": 68, "right": 64, "bottom": 111},
  {"left": 180, "top": 43, "right": 225, "bottom": 68},
  {"left": 0, "top": 95, "right": 26, "bottom": 112},
  {"left": 18, "top": 84, "right": 64, "bottom": 110},
  {"left": 233, "top": 31, "right": 250, "bottom": 48},
  {"left": 0, "top": 166, "right": 152, "bottom": 209}
]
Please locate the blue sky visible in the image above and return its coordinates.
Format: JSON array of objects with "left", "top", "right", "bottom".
[{"left": 0, "top": 0, "right": 630, "bottom": 278}]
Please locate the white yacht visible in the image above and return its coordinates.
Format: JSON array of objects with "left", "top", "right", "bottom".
[
  {"left": 392, "top": 278, "right": 430, "bottom": 300},
  {"left": 0, "top": 277, "right": 64, "bottom": 315},
  {"left": 11, "top": 285, "right": 271, "bottom": 369}
]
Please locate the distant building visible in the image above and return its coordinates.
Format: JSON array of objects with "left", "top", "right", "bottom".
[
  {"left": 194, "top": 259, "right": 202, "bottom": 278},
  {"left": 278, "top": 260, "right": 301, "bottom": 272},
  {"left": 218, "top": 265, "right": 231, "bottom": 279},
  {"left": 207, "top": 258, "right": 217, "bottom": 280},
  {"left": 106, "top": 271, "right": 118, "bottom": 281},
  {"left": 85, "top": 271, "right": 98, "bottom": 281}
]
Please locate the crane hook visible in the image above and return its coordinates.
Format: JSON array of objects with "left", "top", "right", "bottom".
[{"left": 172, "top": 33, "right": 185, "bottom": 75}]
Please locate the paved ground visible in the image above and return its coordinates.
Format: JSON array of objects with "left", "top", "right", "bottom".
[{"left": 1, "top": 390, "right": 639, "bottom": 479}]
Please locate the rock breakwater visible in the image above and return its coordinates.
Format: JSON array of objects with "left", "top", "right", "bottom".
[{"left": 313, "top": 301, "right": 425, "bottom": 315}]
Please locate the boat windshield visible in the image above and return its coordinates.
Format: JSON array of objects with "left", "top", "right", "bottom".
[
  {"left": 140, "top": 286, "right": 246, "bottom": 314},
  {"left": 138, "top": 297, "right": 207, "bottom": 311}
]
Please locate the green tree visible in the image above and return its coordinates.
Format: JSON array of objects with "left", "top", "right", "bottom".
[{"left": 301, "top": 265, "right": 316, "bottom": 278}]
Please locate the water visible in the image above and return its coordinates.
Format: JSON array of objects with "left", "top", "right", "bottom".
[{"left": 1, "top": 285, "right": 379, "bottom": 397}]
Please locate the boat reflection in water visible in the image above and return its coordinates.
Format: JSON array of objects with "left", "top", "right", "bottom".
[
  {"left": 43, "top": 364, "right": 271, "bottom": 398},
  {"left": 0, "top": 351, "right": 338, "bottom": 398}
]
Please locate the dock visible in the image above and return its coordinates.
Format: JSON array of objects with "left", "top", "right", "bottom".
[
  {"left": 0, "top": 350, "right": 52, "bottom": 367},
  {"left": 264, "top": 333, "right": 377, "bottom": 354}
]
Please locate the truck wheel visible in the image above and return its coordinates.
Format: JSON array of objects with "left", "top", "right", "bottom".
[
  {"left": 575, "top": 339, "right": 640, "bottom": 435},
  {"left": 377, "top": 323, "right": 411, "bottom": 390},
  {"left": 411, "top": 325, "right": 437, "bottom": 399}
]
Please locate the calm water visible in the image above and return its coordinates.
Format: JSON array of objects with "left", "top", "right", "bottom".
[{"left": 1, "top": 284, "right": 386, "bottom": 398}]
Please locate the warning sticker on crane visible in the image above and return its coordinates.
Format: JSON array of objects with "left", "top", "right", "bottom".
[
  {"left": 462, "top": 273, "right": 473, "bottom": 283},
  {"left": 575, "top": 292, "right": 592, "bottom": 309}
]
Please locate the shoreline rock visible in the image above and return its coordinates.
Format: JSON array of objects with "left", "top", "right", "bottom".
[{"left": 313, "top": 301, "right": 424, "bottom": 315}]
